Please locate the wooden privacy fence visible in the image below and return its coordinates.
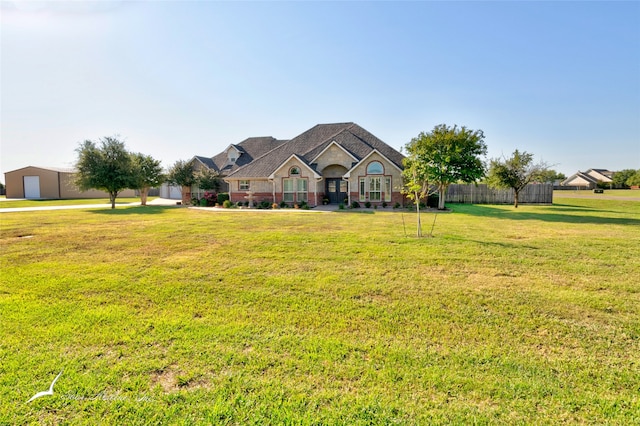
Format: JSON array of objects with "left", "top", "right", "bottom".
[{"left": 445, "top": 184, "right": 553, "bottom": 204}]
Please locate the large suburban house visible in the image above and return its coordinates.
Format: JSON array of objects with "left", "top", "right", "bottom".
[
  {"left": 185, "top": 122, "right": 406, "bottom": 207},
  {"left": 561, "top": 168, "right": 614, "bottom": 189}
]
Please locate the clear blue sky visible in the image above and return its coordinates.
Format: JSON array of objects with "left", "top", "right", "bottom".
[{"left": 2, "top": 1, "right": 639, "bottom": 182}]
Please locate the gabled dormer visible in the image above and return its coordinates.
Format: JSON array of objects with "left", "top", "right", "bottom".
[{"left": 225, "top": 144, "right": 244, "bottom": 166}]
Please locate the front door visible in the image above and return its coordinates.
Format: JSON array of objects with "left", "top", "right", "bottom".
[{"left": 326, "top": 178, "right": 347, "bottom": 204}]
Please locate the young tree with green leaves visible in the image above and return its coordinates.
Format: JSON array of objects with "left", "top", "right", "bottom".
[
  {"left": 402, "top": 156, "right": 438, "bottom": 237},
  {"left": 131, "top": 153, "right": 164, "bottom": 206},
  {"left": 166, "top": 160, "right": 196, "bottom": 204},
  {"left": 626, "top": 170, "right": 640, "bottom": 187},
  {"left": 75, "top": 136, "right": 134, "bottom": 209},
  {"left": 535, "top": 169, "right": 566, "bottom": 184},
  {"left": 195, "top": 167, "right": 221, "bottom": 193},
  {"left": 612, "top": 169, "right": 637, "bottom": 188},
  {"left": 486, "top": 149, "right": 549, "bottom": 208},
  {"left": 403, "top": 124, "right": 487, "bottom": 211}
]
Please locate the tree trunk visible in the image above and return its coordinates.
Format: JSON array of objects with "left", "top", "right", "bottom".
[
  {"left": 438, "top": 184, "right": 447, "bottom": 210},
  {"left": 182, "top": 186, "right": 191, "bottom": 205},
  {"left": 140, "top": 187, "right": 148, "bottom": 206},
  {"left": 110, "top": 193, "right": 116, "bottom": 209},
  {"left": 514, "top": 190, "right": 519, "bottom": 208},
  {"left": 416, "top": 201, "right": 422, "bottom": 237}
]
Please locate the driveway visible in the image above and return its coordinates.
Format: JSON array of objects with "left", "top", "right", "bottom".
[{"left": 0, "top": 197, "right": 180, "bottom": 213}]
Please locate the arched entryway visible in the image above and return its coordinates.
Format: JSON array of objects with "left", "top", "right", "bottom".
[{"left": 322, "top": 164, "right": 348, "bottom": 204}]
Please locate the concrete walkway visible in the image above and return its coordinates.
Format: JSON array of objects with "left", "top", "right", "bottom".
[
  {"left": 0, "top": 197, "right": 180, "bottom": 213},
  {"left": 0, "top": 198, "right": 346, "bottom": 213}
]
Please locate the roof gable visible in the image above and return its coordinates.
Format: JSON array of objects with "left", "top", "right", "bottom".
[
  {"left": 210, "top": 137, "right": 286, "bottom": 174},
  {"left": 585, "top": 168, "right": 613, "bottom": 182},
  {"left": 268, "top": 154, "right": 322, "bottom": 179},
  {"left": 310, "top": 140, "right": 359, "bottom": 164},
  {"left": 226, "top": 122, "right": 404, "bottom": 179},
  {"left": 562, "top": 171, "right": 598, "bottom": 185},
  {"left": 343, "top": 149, "right": 403, "bottom": 178},
  {"left": 192, "top": 156, "right": 217, "bottom": 171}
]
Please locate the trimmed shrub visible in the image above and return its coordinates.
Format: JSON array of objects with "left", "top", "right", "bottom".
[
  {"left": 223, "top": 200, "right": 232, "bottom": 208},
  {"left": 351, "top": 201, "right": 360, "bottom": 208},
  {"left": 217, "top": 193, "right": 230, "bottom": 204}
]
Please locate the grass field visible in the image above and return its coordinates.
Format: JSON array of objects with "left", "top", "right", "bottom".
[
  {"left": 0, "top": 197, "right": 151, "bottom": 209},
  {"left": 1, "top": 197, "right": 639, "bottom": 424},
  {"left": 554, "top": 189, "right": 640, "bottom": 198}
]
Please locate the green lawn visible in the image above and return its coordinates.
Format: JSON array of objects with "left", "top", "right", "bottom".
[
  {"left": 0, "top": 197, "right": 151, "bottom": 209},
  {"left": 1, "top": 198, "right": 639, "bottom": 424},
  {"left": 554, "top": 189, "right": 640, "bottom": 198}
]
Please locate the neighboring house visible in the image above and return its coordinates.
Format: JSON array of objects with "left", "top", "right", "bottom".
[
  {"left": 223, "top": 122, "right": 405, "bottom": 206},
  {"left": 4, "top": 166, "right": 137, "bottom": 199},
  {"left": 561, "top": 168, "right": 614, "bottom": 189}
]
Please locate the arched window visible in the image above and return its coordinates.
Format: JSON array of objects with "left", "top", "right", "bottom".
[
  {"left": 290, "top": 166, "right": 300, "bottom": 176},
  {"left": 367, "top": 161, "right": 383, "bottom": 174}
]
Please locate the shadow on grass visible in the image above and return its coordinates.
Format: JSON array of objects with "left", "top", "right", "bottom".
[
  {"left": 88, "top": 206, "right": 174, "bottom": 215},
  {"left": 549, "top": 203, "right": 623, "bottom": 214},
  {"left": 333, "top": 209, "right": 376, "bottom": 214},
  {"left": 443, "top": 235, "right": 540, "bottom": 250},
  {"left": 452, "top": 204, "right": 640, "bottom": 226}
]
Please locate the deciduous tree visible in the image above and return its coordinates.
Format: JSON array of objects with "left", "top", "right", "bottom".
[
  {"left": 486, "top": 150, "right": 549, "bottom": 208},
  {"left": 166, "top": 160, "right": 196, "bottom": 204},
  {"left": 535, "top": 169, "right": 565, "bottom": 184},
  {"left": 75, "top": 136, "right": 134, "bottom": 209},
  {"left": 403, "top": 124, "right": 487, "bottom": 211},
  {"left": 195, "top": 168, "right": 221, "bottom": 193},
  {"left": 612, "top": 169, "right": 637, "bottom": 188},
  {"left": 131, "top": 153, "right": 164, "bottom": 206},
  {"left": 401, "top": 155, "right": 438, "bottom": 237},
  {"left": 626, "top": 170, "right": 640, "bottom": 187}
]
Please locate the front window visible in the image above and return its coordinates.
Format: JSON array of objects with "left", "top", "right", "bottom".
[
  {"left": 297, "top": 178, "right": 308, "bottom": 202},
  {"left": 369, "top": 177, "right": 381, "bottom": 201},
  {"left": 384, "top": 177, "right": 392, "bottom": 202},
  {"left": 239, "top": 180, "right": 250, "bottom": 191},
  {"left": 283, "top": 178, "right": 294, "bottom": 202},
  {"left": 367, "top": 161, "right": 383, "bottom": 174}
]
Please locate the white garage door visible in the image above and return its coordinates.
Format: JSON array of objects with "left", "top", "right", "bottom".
[
  {"left": 24, "top": 176, "right": 41, "bottom": 199},
  {"left": 169, "top": 185, "right": 182, "bottom": 199}
]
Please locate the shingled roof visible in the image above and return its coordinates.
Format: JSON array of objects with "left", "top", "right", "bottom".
[
  {"left": 226, "top": 123, "right": 404, "bottom": 179},
  {"left": 193, "top": 156, "right": 217, "bottom": 170},
  {"left": 195, "top": 137, "right": 286, "bottom": 174}
]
